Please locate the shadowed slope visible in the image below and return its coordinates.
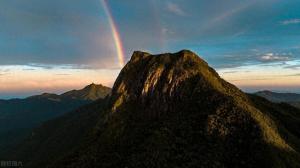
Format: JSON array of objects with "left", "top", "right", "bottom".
[
  {"left": 49, "top": 50, "right": 300, "bottom": 168},
  {"left": 0, "top": 84, "right": 111, "bottom": 157},
  {"left": 8, "top": 98, "right": 109, "bottom": 168},
  {"left": 12, "top": 50, "right": 300, "bottom": 168}
]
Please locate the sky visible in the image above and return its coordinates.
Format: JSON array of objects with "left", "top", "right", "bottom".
[{"left": 0, "top": 0, "right": 300, "bottom": 98}]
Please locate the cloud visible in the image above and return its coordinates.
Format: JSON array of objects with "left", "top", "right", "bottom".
[
  {"left": 0, "top": 69, "right": 10, "bottom": 73},
  {"left": 27, "top": 63, "right": 54, "bottom": 69},
  {"left": 55, "top": 73, "right": 71, "bottom": 76},
  {"left": 26, "top": 63, "right": 94, "bottom": 70},
  {"left": 22, "top": 68, "right": 36, "bottom": 71},
  {"left": 287, "top": 73, "right": 300, "bottom": 76},
  {"left": 229, "top": 77, "right": 275, "bottom": 82},
  {"left": 166, "top": 2, "right": 186, "bottom": 16},
  {"left": 223, "top": 71, "right": 239, "bottom": 74},
  {"left": 223, "top": 70, "right": 250, "bottom": 74},
  {"left": 280, "top": 19, "right": 300, "bottom": 25},
  {"left": 0, "top": 68, "right": 10, "bottom": 76},
  {"left": 0, "top": 72, "right": 9, "bottom": 76},
  {"left": 259, "top": 53, "right": 290, "bottom": 62},
  {"left": 24, "top": 63, "right": 122, "bottom": 70},
  {"left": 284, "top": 64, "right": 300, "bottom": 70}
]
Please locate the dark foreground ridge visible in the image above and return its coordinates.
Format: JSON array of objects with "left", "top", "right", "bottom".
[
  {"left": 0, "top": 83, "right": 111, "bottom": 157},
  {"left": 11, "top": 50, "right": 300, "bottom": 168}
]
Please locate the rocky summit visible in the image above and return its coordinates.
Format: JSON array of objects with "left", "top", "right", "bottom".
[
  {"left": 100, "top": 50, "right": 298, "bottom": 167},
  {"left": 12, "top": 50, "right": 300, "bottom": 168}
]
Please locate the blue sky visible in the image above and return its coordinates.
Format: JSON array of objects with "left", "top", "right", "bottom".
[{"left": 0, "top": 0, "right": 300, "bottom": 98}]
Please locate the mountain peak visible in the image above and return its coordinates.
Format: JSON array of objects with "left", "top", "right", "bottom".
[
  {"left": 83, "top": 83, "right": 103, "bottom": 90},
  {"left": 111, "top": 50, "right": 224, "bottom": 112},
  {"left": 111, "top": 50, "right": 290, "bottom": 151},
  {"left": 130, "top": 51, "right": 151, "bottom": 62},
  {"left": 14, "top": 50, "right": 300, "bottom": 168},
  {"left": 62, "top": 83, "right": 111, "bottom": 101},
  {"left": 129, "top": 50, "right": 203, "bottom": 64},
  {"left": 92, "top": 50, "right": 295, "bottom": 167}
]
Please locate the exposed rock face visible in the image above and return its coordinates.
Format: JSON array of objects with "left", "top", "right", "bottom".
[
  {"left": 56, "top": 50, "right": 296, "bottom": 168},
  {"left": 14, "top": 50, "right": 300, "bottom": 168},
  {"left": 111, "top": 50, "right": 237, "bottom": 116}
]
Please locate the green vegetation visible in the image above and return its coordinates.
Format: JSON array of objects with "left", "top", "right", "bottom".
[
  {"left": 0, "top": 84, "right": 111, "bottom": 157},
  {"left": 8, "top": 50, "right": 300, "bottom": 168}
]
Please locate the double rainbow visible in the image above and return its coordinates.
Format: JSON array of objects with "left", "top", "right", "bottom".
[{"left": 101, "top": 0, "right": 125, "bottom": 67}]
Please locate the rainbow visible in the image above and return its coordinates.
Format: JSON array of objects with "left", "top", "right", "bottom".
[{"left": 101, "top": 0, "right": 125, "bottom": 67}]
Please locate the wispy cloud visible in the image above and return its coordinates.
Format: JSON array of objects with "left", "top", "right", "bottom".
[
  {"left": 28, "top": 63, "right": 53, "bottom": 69},
  {"left": 0, "top": 69, "right": 10, "bottom": 73},
  {"left": 284, "top": 64, "right": 300, "bottom": 70},
  {"left": 229, "top": 77, "right": 276, "bottom": 82},
  {"left": 223, "top": 70, "right": 250, "bottom": 74},
  {"left": 223, "top": 71, "right": 239, "bottom": 74},
  {"left": 280, "top": 19, "right": 300, "bottom": 25},
  {"left": 166, "top": 2, "right": 186, "bottom": 16},
  {"left": 0, "top": 72, "right": 9, "bottom": 76},
  {"left": 22, "top": 68, "right": 36, "bottom": 71},
  {"left": 0, "top": 69, "right": 10, "bottom": 76},
  {"left": 287, "top": 73, "right": 300, "bottom": 76},
  {"left": 259, "top": 53, "right": 290, "bottom": 62},
  {"left": 55, "top": 73, "right": 71, "bottom": 76},
  {"left": 27, "top": 63, "right": 93, "bottom": 70}
]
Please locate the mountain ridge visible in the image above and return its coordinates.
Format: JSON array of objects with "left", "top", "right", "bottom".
[
  {"left": 0, "top": 83, "right": 111, "bottom": 158},
  {"left": 53, "top": 50, "right": 300, "bottom": 167},
  {"left": 24, "top": 83, "right": 111, "bottom": 101},
  {"left": 9, "top": 50, "right": 300, "bottom": 168},
  {"left": 61, "top": 83, "right": 111, "bottom": 101},
  {"left": 109, "top": 50, "right": 292, "bottom": 155},
  {"left": 255, "top": 90, "right": 300, "bottom": 109}
]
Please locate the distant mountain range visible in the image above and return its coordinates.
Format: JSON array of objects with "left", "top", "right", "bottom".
[
  {"left": 255, "top": 90, "right": 300, "bottom": 109},
  {"left": 0, "top": 83, "right": 111, "bottom": 155},
  {"left": 6, "top": 50, "right": 300, "bottom": 168}
]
